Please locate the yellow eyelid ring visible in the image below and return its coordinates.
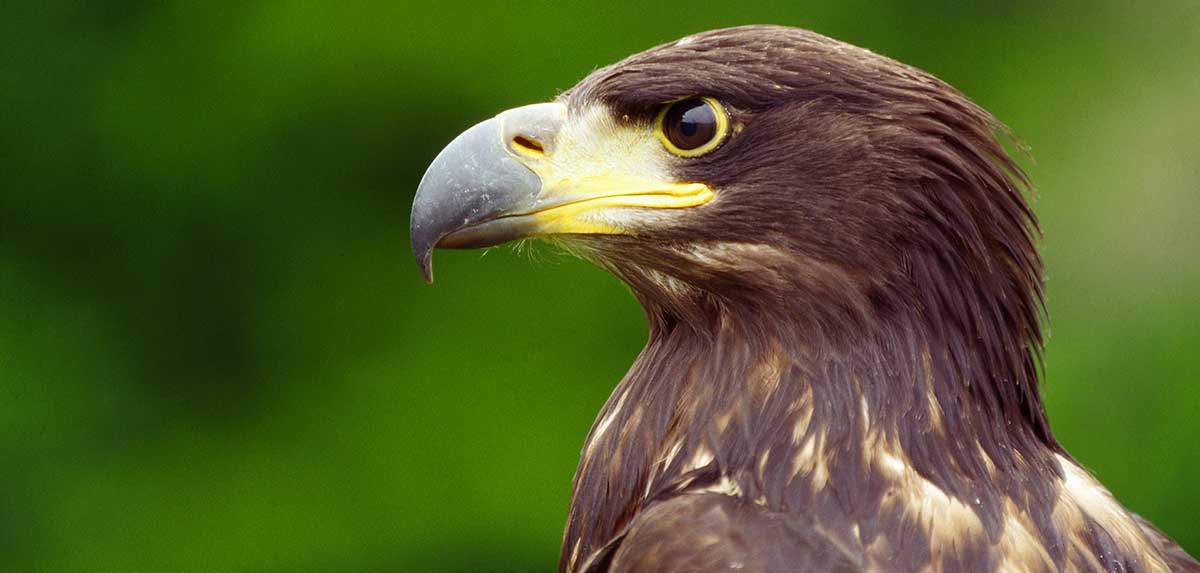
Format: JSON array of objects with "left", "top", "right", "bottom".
[{"left": 655, "top": 96, "right": 730, "bottom": 157}]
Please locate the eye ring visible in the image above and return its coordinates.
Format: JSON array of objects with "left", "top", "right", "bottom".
[{"left": 655, "top": 97, "right": 729, "bottom": 157}]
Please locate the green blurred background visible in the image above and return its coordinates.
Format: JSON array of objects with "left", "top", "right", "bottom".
[{"left": 2, "top": 2, "right": 1197, "bottom": 571}]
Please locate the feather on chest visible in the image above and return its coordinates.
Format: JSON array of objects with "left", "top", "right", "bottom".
[{"left": 563, "top": 333, "right": 1173, "bottom": 573}]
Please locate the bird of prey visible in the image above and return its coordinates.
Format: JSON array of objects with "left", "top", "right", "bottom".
[{"left": 410, "top": 25, "right": 1197, "bottom": 573}]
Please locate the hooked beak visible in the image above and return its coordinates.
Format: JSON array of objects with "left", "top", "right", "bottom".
[{"left": 410, "top": 102, "right": 713, "bottom": 282}]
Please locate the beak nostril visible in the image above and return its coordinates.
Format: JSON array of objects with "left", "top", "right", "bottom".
[{"left": 511, "top": 135, "right": 545, "bottom": 157}]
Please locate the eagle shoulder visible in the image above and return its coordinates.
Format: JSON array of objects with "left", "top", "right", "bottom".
[
  {"left": 1131, "top": 513, "right": 1200, "bottom": 573},
  {"left": 583, "top": 493, "right": 863, "bottom": 573}
]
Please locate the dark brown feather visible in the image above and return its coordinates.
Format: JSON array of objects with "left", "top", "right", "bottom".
[
  {"left": 585, "top": 494, "right": 863, "bottom": 573},
  {"left": 549, "top": 26, "right": 1196, "bottom": 573}
]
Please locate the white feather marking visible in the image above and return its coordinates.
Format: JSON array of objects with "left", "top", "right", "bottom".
[
  {"left": 684, "top": 445, "right": 715, "bottom": 472},
  {"left": 586, "top": 388, "right": 629, "bottom": 453},
  {"left": 696, "top": 475, "right": 744, "bottom": 498},
  {"left": 1052, "top": 454, "right": 1169, "bottom": 571},
  {"left": 878, "top": 452, "right": 906, "bottom": 476}
]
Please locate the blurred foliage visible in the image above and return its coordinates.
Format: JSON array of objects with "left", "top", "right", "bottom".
[{"left": 2, "top": 1, "right": 1197, "bottom": 571}]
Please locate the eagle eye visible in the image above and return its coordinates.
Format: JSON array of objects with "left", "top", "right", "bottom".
[{"left": 656, "top": 97, "right": 728, "bottom": 157}]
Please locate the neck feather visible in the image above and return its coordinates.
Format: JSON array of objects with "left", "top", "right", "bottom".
[{"left": 561, "top": 298, "right": 1064, "bottom": 572}]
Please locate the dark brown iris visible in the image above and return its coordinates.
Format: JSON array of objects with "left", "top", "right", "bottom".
[{"left": 661, "top": 98, "right": 719, "bottom": 152}]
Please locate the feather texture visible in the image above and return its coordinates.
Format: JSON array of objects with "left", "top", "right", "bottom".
[{"left": 545, "top": 26, "right": 1196, "bottom": 573}]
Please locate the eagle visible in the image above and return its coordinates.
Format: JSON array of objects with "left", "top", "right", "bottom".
[{"left": 409, "top": 26, "right": 1197, "bottom": 573}]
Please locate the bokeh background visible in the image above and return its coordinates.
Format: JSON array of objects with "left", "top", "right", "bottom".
[{"left": 3, "top": 2, "right": 1197, "bottom": 571}]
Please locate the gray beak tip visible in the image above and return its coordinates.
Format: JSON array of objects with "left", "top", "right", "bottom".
[
  {"left": 410, "top": 219, "right": 438, "bottom": 284},
  {"left": 418, "top": 253, "right": 435, "bottom": 284},
  {"left": 409, "top": 103, "right": 564, "bottom": 284}
]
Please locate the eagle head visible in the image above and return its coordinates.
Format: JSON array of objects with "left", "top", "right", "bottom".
[{"left": 411, "top": 25, "right": 1044, "bottom": 429}]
